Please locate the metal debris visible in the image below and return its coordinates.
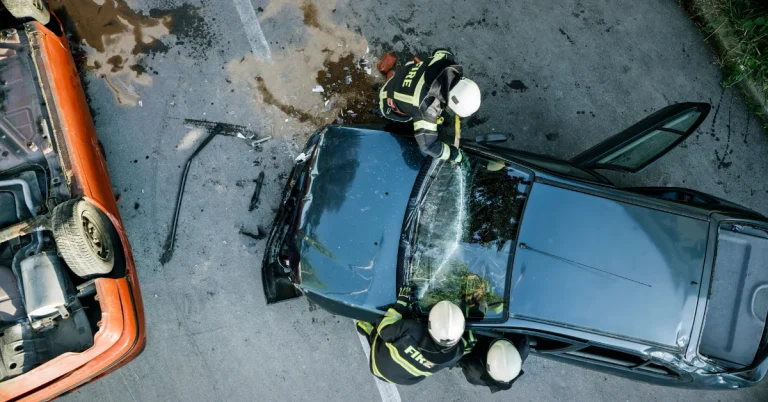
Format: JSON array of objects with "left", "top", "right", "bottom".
[
  {"left": 161, "top": 119, "right": 264, "bottom": 265},
  {"left": 248, "top": 171, "right": 265, "bottom": 212},
  {"left": 239, "top": 226, "right": 266, "bottom": 241},
  {"left": 183, "top": 119, "right": 259, "bottom": 138},
  {"left": 252, "top": 136, "right": 271, "bottom": 146}
]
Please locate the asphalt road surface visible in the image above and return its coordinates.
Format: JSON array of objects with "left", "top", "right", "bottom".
[{"left": 58, "top": 0, "right": 768, "bottom": 401}]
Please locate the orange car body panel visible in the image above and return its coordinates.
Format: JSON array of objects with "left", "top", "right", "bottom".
[{"left": 0, "top": 21, "right": 145, "bottom": 401}]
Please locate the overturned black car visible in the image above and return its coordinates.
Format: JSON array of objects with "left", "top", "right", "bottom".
[{"left": 262, "top": 103, "right": 768, "bottom": 389}]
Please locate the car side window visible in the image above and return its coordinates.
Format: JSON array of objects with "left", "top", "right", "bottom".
[{"left": 523, "top": 331, "right": 681, "bottom": 380}]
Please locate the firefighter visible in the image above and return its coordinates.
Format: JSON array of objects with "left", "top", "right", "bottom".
[
  {"left": 356, "top": 287, "right": 475, "bottom": 385},
  {"left": 377, "top": 49, "right": 481, "bottom": 163},
  {"left": 457, "top": 335, "right": 530, "bottom": 393}
]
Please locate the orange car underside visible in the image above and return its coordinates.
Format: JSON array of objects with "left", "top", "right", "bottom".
[{"left": 0, "top": 20, "right": 144, "bottom": 401}]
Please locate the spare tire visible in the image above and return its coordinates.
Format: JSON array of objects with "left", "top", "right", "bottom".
[
  {"left": 0, "top": 0, "right": 50, "bottom": 25},
  {"left": 52, "top": 200, "right": 115, "bottom": 278}
]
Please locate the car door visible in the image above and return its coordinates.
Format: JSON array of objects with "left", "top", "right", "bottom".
[
  {"left": 468, "top": 145, "right": 613, "bottom": 185},
  {"left": 499, "top": 329, "right": 690, "bottom": 385},
  {"left": 571, "top": 103, "right": 711, "bottom": 173}
]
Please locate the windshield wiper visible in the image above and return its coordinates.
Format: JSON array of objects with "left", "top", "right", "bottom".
[{"left": 404, "top": 160, "right": 445, "bottom": 230}]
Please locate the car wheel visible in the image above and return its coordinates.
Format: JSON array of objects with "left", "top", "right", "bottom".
[
  {"left": 52, "top": 200, "right": 115, "bottom": 278},
  {"left": 1, "top": 0, "right": 50, "bottom": 24}
]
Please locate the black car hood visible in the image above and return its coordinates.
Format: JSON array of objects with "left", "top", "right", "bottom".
[{"left": 293, "top": 126, "right": 424, "bottom": 309}]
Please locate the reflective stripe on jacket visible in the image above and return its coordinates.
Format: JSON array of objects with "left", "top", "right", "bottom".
[
  {"left": 379, "top": 49, "right": 463, "bottom": 160},
  {"left": 369, "top": 300, "right": 474, "bottom": 385}
]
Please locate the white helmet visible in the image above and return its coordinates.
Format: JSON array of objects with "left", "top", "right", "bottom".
[
  {"left": 448, "top": 78, "right": 481, "bottom": 118},
  {"left": 428, "top": 301, "right": 465, "bottom": 348},
  {"left": 486, "top": 339, "right": 522, "bottom": 383}
]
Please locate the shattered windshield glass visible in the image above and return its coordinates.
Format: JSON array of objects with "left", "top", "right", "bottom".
[{"left": 408, "top": 154, "right": 530, "bottom": 321}]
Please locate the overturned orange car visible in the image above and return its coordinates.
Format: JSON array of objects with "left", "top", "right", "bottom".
[{"left": 0, "top": 3, "right": 144, "bottom": 400}]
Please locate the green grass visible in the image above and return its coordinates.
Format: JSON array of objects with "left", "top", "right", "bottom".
[
  {"left": 704, "top": 1, "right": 768, "bottom": 90},
  {"left": 688, "top": 0, "right": 768, "bottom": 127}
]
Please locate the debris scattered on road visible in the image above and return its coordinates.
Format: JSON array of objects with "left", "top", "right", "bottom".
[
  {"left": 248, "top": 172, "right": 265, "bottom": 212},
  {"left": 315, "top": 54, "right": 380, "bottom": 124},
  {"left": 312, "top": 85, "right": 324, "bottom": 93},
  {"left": 295, "top": 152, "right": 308, "bottom": 163},
  {"left": 161, "top": 121, "right": 256, "bottom": 265},
  {"left": 184, "top": 119, "right": 258, "bottom": 138},
  {"left": 239, "top": 226, "right": 266, "bottom": 241},
  {"left": 252, "top": 136, "right": 271, "bottom": 146},
  {"left": 184, "top": 118, "right": 270, "bottom": 149}
]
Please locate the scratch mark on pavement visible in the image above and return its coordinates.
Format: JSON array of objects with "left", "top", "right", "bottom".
[
  {"left": 709, "top": 87, "right": 726, "bottom": 138},
  {"left": 715, "top": 91, "right": 734, "bottom": 170}
]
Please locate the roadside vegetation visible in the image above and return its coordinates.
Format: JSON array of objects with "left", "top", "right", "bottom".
[{"left": 684, "top": 0, "right": 768, "bottom": 129}]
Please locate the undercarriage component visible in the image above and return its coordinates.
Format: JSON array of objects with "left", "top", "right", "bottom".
[
  {"left": 0, "top": 25, "right": 68, "bottom": 204},
  {"left": 20, "top": 252, "right": 70, "bottom": 326},
  {"left": 0, "top": 307, "right": 93, "bottom": 381},
  {"left": 0, "top": 177, "right": 43, "bottom": 251},
  {"left": 52, "top": 200, "right": 115, "bottom": 278},
  {"left": 0, "top": 213, "right": 48, "bottom": 245},
  {"left": 0, "top": 266, "right": 24, "bottom": 322}
]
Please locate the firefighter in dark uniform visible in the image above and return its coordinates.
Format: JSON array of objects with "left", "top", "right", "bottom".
[
  {"left": 357, "top": 286, "right": 475, "bottom": 385},
  {"left": 457, "top": 335, "right": 530, "bottom": 393},
  {"left": 378, "top": 49, "right": 482, "bottom": 162}
]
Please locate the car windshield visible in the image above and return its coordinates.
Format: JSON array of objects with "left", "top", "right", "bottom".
[{"left": 407, "top": 152, "right": 530, "bottom": 321}]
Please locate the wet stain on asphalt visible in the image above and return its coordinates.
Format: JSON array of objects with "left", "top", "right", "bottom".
[
  {"left": 107, "top": 55, "right": 124, "bottom": 72},
  {"left": 48, "top": 0, "right": 168, "bottom": 55},
  {"left": 506, "top": 80, "right": 529, "bottom": 92},
  {"left": 545, "top": 132, "right": 560, "bottom": 141},
  {"left": 255, "top": 77, "right": 326, "bottom": 125},
  {"left": 559, "top": 28, "right": 576, "bottom": 45},
  {"left": 149, "top": 3, "right": 217, "bottom": 59},
  {"left": 315, "top": 54, "right": 379, "bottom": 124},
  {"left": 708, "top": 88, "right": 726, "bottom": 138},
  {"left": 714, "top": 91, "right": 735, "bottom": 170},
  {"left": 49, "top": 0, "right": 216, "bottom": 105},
  {"left": 300, "top": 1, "right": 323, "bottom": 30}
]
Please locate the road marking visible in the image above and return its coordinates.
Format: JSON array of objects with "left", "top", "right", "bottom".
[
  {"left": 231, "top": 0, "right": 271, "bottom": 60},
  {"left": 354, "top": 320, "right": 402, "bottom": 402}
]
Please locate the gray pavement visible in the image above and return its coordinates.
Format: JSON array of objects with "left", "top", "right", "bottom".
[{"left": 60, "top": 0, "right": 768, "bottom": 401}]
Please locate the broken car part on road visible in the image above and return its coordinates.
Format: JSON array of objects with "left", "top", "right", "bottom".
[
  {"left": 160, "top": 119, "right": 269, "bottom": 265},
  {"left": 249, "top": 171, "right": 266, "bottom": 212}
]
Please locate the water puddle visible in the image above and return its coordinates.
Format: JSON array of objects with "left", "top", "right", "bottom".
[
  {"left": 49, "top": 0, "right": 214, "bottom": 106},
  {"left": 227, "top": 0, "right": 380, "bottom": 141}
]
